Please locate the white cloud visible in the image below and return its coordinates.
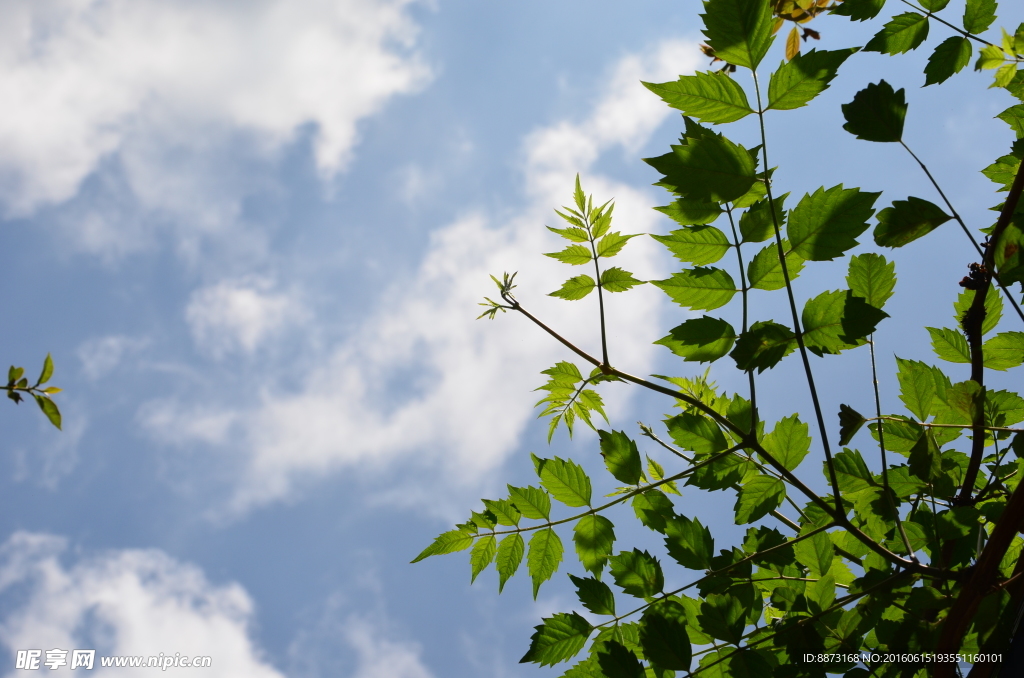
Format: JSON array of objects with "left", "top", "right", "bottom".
[
  {"left": 0, "top": 532, "right": 284, "bottom": 677},
  {"left": 143, "top": 39, "right": 702, "bottom": 515},
  {"left": 186, "top": 277, "right": 308, "bottom": 358},
  {"left": 77, "top": 335, "right": 148, "bottom": 380}
]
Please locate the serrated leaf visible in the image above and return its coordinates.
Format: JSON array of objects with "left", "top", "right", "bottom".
[
  {"left": 994, "top": 220, "right": 1024, "bottom": 286},
  {"left": 597, "top": 641, "right": 644, "bottom": 678},
  {"left": 666, "top": 412, "right": 728, "bottom": 455},
  {"left": 645, "top": 134, "right": 757, "bottom": 203},
  {"left": 546, "top": 245, "right": 593, "bottom": 265},
  {"left": 496, "top": 533, "right": 525, "bottom": 592},
  {"left": 520, "top": 612, "right": 593, "bottom": 666},
  {"left": 509, "top": 485, "right": 552, "bottom": 520},
  {"left": 570, "top": 574, "right": 617, "bottom": 616},
  {"left": 954, "top": 286, "right": 1002, "bottom": 336},
  {"left": 470, "top": 535, "right": 496, "bottom": 583},
  {"left": 597, "top": 232, "right": 639, "bottom": 259},
  {"left": 699, "top": 593, "right": 745, "bottom": 644},
  {"left": 847, "top": 252, "right": 896, "bottom": 310},
  {"left": 664, "top": 515, "right": 714, "bottom": 569},
  {"left": 411, "top": 529, "right": 475, "bottom": 563},
  {"left": 538, "top": 456, "right": 592, "bottom": 507},
  {"left": 963, "top": 0, "right": 997, "bottom": 34},
  {"left": 739, "top": 193, "right": 788, "bottom": 243},
  {"left": 998, "top": 104, "right": 1024, "bottom": 139},
  {"left": 701, "top": 0, "right": 774, "bottom": 69},
  {"left": 548, "top": 225, "right": 591, "bottom": 243},
  {"left": 762, "top": 414, "right": 811, "bottom": 471},
  {"left": 652, "top": 226, "right": 731, "bottom": 266},
  {"left": 984, "top": 332, "right": 1024, "bottom": 370},
  {"left": 976, "top": 44, "right": 1007, "bottom": 71},
  {"left": 599, "top": 430, "right": 643, "bottom": 485},
  {"left": 730, "top": 320, "right": 797, "bottom": 372},
  {"left": 643, "top": 71, "right": 754, "bottom": 124},
  {"left": 655, "top": 197, "right": 723, "bottom": 226},
  {"left": 787, "top": 185, "right": 880, "bottom": 260},
  {"left": 896, "top": 358, "right": 938, "bottom": 420},
  {"left": 550, "top": 275, "right": 597, "bottom": 300},
  {"left": 747, "top": 239, "right": 805, "bottom": 290},
  {"left": 834, "top": 448, "right": 876, "bottom": 494},
  {"left": 838, "top": 404, "right": 867, "bottom": 446},
  {"left": 600, "top": 267, "right": 643, "bottom": 293},
  {"left": 802, "top": 289, "right": 888, "bottom": 356},
  {"left": 793, "top": 528, "right": 833, "bottom": 577},
  {"left": 874, "top": 196, "right": 952, "bottom": 247},
  {"left": 734, "top": 475, "right": 786, "bottom": 524},
  {"left": 909, "top": 430, "right": 943, "bottom": 483},
  {"left": 919, "top": 0, "right": 950, "bottom": 10},
  {"left": 927, "top": 327, "right": 971, "bottom": 363},
  {"left": 767, "top": 48, "right": 858, "bottom": 110},
  {"left": 652, "top": 266, "right": 738, "bottom": 311},
  {"left": 632, "top": 490, "right": 676, "bottom": 533},
  {"left": 832, "top": 0, "right": 886, "bottom": 21},
  {"left": 655, "top": 316, "right": 736, "bottom": 363},
  {"left": 640, "top": 601, "right": 692, "bottom": 671},
  {"left": 841, "top": 80, "right": 907, "bottom": 143},
  {"left": 528, "top": 528, "right": 564, "bottom": 599},
  {"left": 993, "top": 63, "right": 1018, "bottom": 90},
  {"left": 609, "top": 549, "right": 664, "bottom": 598},
  {"left": 864, "top": 12, "right": 930, "bottom": 55},
  {"left": 925, "top": 37, "right": 972, "bottom": 86},
  {"left": 574, "top": 514, "right": 616, "bottom": 576},
  {"left": 483, "top": 498, "right": 522, "bottom": 526}
]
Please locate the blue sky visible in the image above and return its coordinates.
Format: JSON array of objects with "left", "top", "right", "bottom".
[{"left": 0, "top": 0, "right": 1020, "bottom": 676}]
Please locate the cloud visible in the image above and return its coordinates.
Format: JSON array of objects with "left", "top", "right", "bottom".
[
  {"left": 0, "top": 532, "right": 284, "bottom": 677},
  {"left": 143, "top": 39, "right": 702, "bottom": 515},
  {"left": 77, "top": 335, "right": 149, "bottom": 380}
]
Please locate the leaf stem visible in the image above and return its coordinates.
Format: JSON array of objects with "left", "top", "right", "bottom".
[{"left": 898, "top": 0, "right": 995, "bottom": 48}]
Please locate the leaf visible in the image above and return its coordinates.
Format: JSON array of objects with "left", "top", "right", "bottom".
[
  {"left": 483, "top": 498, "right": 522, "bottom": 526},
  {"left": 839, "top": 404, "right": 867, "bottom": 446},
  {"left": 640, "top": 602, "right": 692, "bottom": 671},
  {"left": 864, "top": 12, "right": 930, "bottom": 55},
  {"left": 909, "top": 430, "right": 943, "bottom": 483},
  {"left": 927, "top": 327, "right": 971, "bottom": 363},
  {"left": 998, "top": 104, "right": 1024, "bottom": 139},
  {"left": 984, "top": 332, "right": 1024, "bottom": 371},
  {"left": 766, "top": 48, "right": 858, "bottom": 110},
  {"left": 609, "top": 549, "right": 664, "bottom": 598},
  {"left": 546, "top": 245, "right": 593, "bottom": 266},
  {"left": 645, "top": 134, "right": 757, "bottom": 203},
  {"left": 834, "top": 448, "right": 876, "bottom": 494},
  {"left": 747, "top": 239, "right": 805, "bottom": 290},
  {"left": 528, "top": 528, "right": 564, "bottom": 599},
  {"left": 656, "top": 316, "right": 737, "bottom": 363},
  {"left": 496, "top": 533, "right": 525, "bottom": 592},
  {"left": 596, "top": 641, "right": 644, "bottom": 678},
  {"left": 574, "top": 514, "right": 616, "bottom": 576},
  {"left": 925, "top": 37, "right": 973, "bottom": 86},
  {"left": 655, "top": 196, "right": 723, "bottom": 226},
  {"left": 730, "top": 320, "right": 797, "bottom": 372},
  {"left": 701, "top": 0, "right": 774, "bottom": 69},
  {"left": 841, "top": 80, "right": 907, "bottom": 143},
  {"left": 896, "top": 358, "right": 938, "bottom": 420},
  {"left": 599, "top": 430, "right": 643, "bottom": 485},
  {"left": 954, "top": 285, "right": 1003, "bottom": 336},
  {"left": 699, "top": 593, "right": 745, "bottom": 644},
  {"left": 643, "top": 71, "right": 754, "bottom": 124},
  {"left": 919, "top": 0, "right": 950, "bottom": 10},
  {"left": 632, "top": 490, "right": 676, "bottom": 533},
  {"left": 37, "top": 354, "right": 54, "bottom": 385},
  {"left": 739, "top": 193, "right": 788, "bottom": 243},
  {"left": 550, "top": 275, "right": 597, "bottom": 300},
  {"left": 34, "top": 395, "right": 61, "bottom": 430},
  {"left": 976, "top": 44, "right": 1007, "bottom": 71},
  {"left": 599, "top": 267, "right": 643, "bottom": 293},
  {"left": 762, "top": 414, "right": 811, "bottom": 471},
  {"left": 597, "top": 232, "right": 639, "bottom": 259},
  {"left": 538, "top": 456, "right": 593, "bottom": 507},
  {"left": 470, "top": 535, "right": 497, "bottom": 583},
  {"left": 652, "top": 226, "right": 731, "bottom": 266},
  {"left": 411, "top": 529, "right": 475, "bottom": 563},
  {"left": 832, "top": 0, "right": 886, "bottom": 20},
  {"left": 664, "top": 515, "right": 714, "bottom": 569},
  {"left": 787, "top": 185, "right": 881, "bottom": 260},
  {"left": 652, "top": 266, "right": 738, "bottom": 311},
  {"left": 666, "top": 412, "right": 728, "bottom": 455},
  {"left": 847, "top": 253, "right": 896, "bottom": 310},
  {"left": 646, "top": 456, "right": 680, "bottom": 496},
  {"left": 963, "top": 0, "right": 997, "bottom": 34},
  {"left": 520, "top": 612, "right": 593, "bottom": 666},
  {"left": 982, "top": 154, "right": 1021, "bottom": 190},
  {"left": 793, "top": 528, "right": 834, "bottom": 576},
  {"left": 508, "top": 485, "right": 552, "bottom": 520},
  {"left": 570, "top": 574, "right": 617, "bottom": 616},
  {"left": 801, "top": 290, "right": 888, "bottom": 356},
  {"left": 994, "top": 220, "right": 1024, "bottom": 286},
  {"left": 874, "top": 197, "right": 952, "bottom": 248},
  {"left": 734, "top": 475, "right": 786, "bottom": 524}
]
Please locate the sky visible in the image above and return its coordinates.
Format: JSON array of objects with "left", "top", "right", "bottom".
[{"left": 0, "top": 0, "right": 1021, "bottom": 676}]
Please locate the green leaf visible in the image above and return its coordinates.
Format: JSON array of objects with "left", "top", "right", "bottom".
[
  {"left": 730, "top": 320, "right": 797, "bottom": 372},
  {"left": 869, "top": 416, "right": 924, "bottom": 453},
  {"left": 838, "top": 404, "right": 867, "bottom": 446},
  {"left": 570, "top": 574, "right": 617, "bottom": 616},
  {"left": 734, "top": 475, "right": 786, "bottom": 524},
  {"left": 747, "top": 239, "right": 805, "bottom": 291},
  {"left": 470, "top": 535, "right": 496, "bottom": 583},
  {"left": 841, "top": 80, "right": 907, "bottom": 143},
  {"left": 994, "top": 220, "right": 1024, "bottom": 286},
  {"left": 925, "top": 37, "right": 973, "bottom": 86},
  {"left": 909, "top": 430, "right": 943, "bottom": 483},
  {"left": 864, "top": 13, "right": 930, "bottom": 55},
  {"left": 919, "top": 0, "right": 950, "bottom": 10},
  {"left": 643, "top": 71, "right": 754, "bottom": 124},
  {"left": 652, "top": 266, "right": 738, "bottom": 311},
  {"left": 655, "top": 197, "right": 723, "bottom": 226},
  {"left": 538, "top": 456, "right": 592, "bottom": 507},
  {"left": 762, "top": 414, "right": 811, "bottom": 471},
  {"left": 998, "top": 104, "right": 1024, "bottom": 139},
  {"left": 666, "top": 412, "right": 728, "bottom": 455},
  {"left": 599, "top": 430, "right": 643, "bottom": 485},
  {"left": 834, "top": 448, "right": 876, "bottom": 494},
  {"left": 574, "top": 514, "right": 616, "bottom": 576},
  {"left": 976, "top": 44, "right": 1007, "bottom": 71},
  {"left": 640, "top": 602, "right": 692, "bottom": 671},
  {"left": 632, "top": 490, "right": 676, "bottom": 533},
  {"left": 483, "top": 498, "right": 522, "bottom": 526},
  {"left": 645, "top": 134, "right": 757, "bottom": 203},
  {"left": 766, "top": 48, "right": 858, "bottom": 110},
  {"left": 793, "top": 528, "right": 834, "bottom": 577},
  {"left": 984, "top": 332, "right": 1024, "bottom": 371},
  {"left": 520, "top": 612, "right": 593, "bottom": 666},
  {"left": 963, "top": 0, "right": 997, "bottom": 34},
  {"left": 597, "top": 232, "right": 639, "bottom": 259},
  {"left": 546, "top": 245, "right": 593, "bottom": 266},
  {"left": 411, "top": 529, "right": 475, "bottom": 563},
  {"left": 599, "top": 267, "right": 643, "bottom": 293},
  {"left": 788, "top": 185, "right": 881, "bottom": 260},
  {"left": 652, "top": 226, "right": 731, "bottom": 266},
  {"left": 34, "top": 395, "right": 61, "bottom": 430},
  {"left": 528, "top": 528, "right": 564, "bottom": 599},
  {"left": 847, "top": 253, "right": 896, "bottom": 310},
  {"left": 656, "top": 316, "right": 736, "bottom": 363},
  {"left": 550, "top": 275, "right": 597, "bottom": 300},
  {"left": 496, "top": 533, "right": 525, "bottom": 592},
  {"left": 548, "top": 225, "right": 590, "bottom": 243},
  {"left": 802, "top": 290, "right": 888, "bottom": 355},
  {"left": 596, "top": 641, "right": 644, "bottom": 678},
  {"left": 832, "top": 0, "right": 886, "bottom": 20},
  {"left": 508, "top": 485, "right": 552, "bottom": 520},
  {"left": 609, "top": 549, "right": 664, "bottom": 598},
  {"left": 664, "top": 515, "right": 714, "bottom": 569},
  {"left": 37, "top": 354, "right": 54, "bottom": 386},
  {"left": 896, "top": 358, "right": 938, "bottom": 420},
  {"left": 646, "top": 456, "right": 680, "bottom": 496},
  {"left": 739, "top": 193, "right": 788, "bottom": 243},
  {"left": 701, "top": 0, "right": 774, "bottom": 69},
  {"left": 874, "top": 197, "right": 953, "bottom": 248},
  {"left": 698, "top": 593, "right": 745, "bottom": 644},
  {"left": 927, "top": 327, "right": 971, "bottom": 363},
  {"left": 982, "top": 154, "right": 1021, "bottom": 191},
  {"left": 954, "top": 286, "right": 1003, "bottom": 336}
]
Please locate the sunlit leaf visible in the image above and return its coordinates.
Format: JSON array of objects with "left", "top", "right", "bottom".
[
  {"left": 520, "top": 612, "right": 593, "bottom": 666},
  {"left": 645, "top": 134, "right": 757, "bottom": 203},
  {"left": 767, "top": 48, "right": 858, "bottom": 110},
  {"left": 802, "top": 290, "right": 888, "bottom": 356},
  {"left": 599, "top": 267, "right": 644, "bottom": 293},
  {"left": 496, "top": 533, "right": 525, "bottom": 592},
  {"left": 734, "top": 475, "right": 786, "bottom": 524},
  {"left": 664, "top": 515, "right": 714, "bottom": 569},
  {"left": 793, "top": 527, "right": 833, "bottom": 577},
  {"left": 656, "top": 316, "right": 736, "bottom": 363},
  {"left": 537, "top": 456, "right": 592, "bottom": 507},
  {"left": 652, "top": 266, "right": 738, "bottom": 311},
  {"left": 846, "top": 253, "right": 896, "bottom": 310},
  {"left": 652, "top": 226, "right": 731, "bottom": 266},
  {"left": 701, "top": 0, "right": 774, "bottom": 69},
  {"left": 599, "top": 430, "right": 643, "bottom": 485},
  {"left": 963, "top": 0, "right": 997, "bottom": 34},
  {"left": 788, "top": 185, "right": 880, "bottom": 260},
  {"left": 411, "top": 529, "right": 475, "bottom": 563},
  {"left": 470, "top": 535, "right": 496, "bottom": 583},
  {"left": 762, "top": 414, "right": 811, "bottom": 471},
  {"left": 747, "top": 239, "right": 805, "bottom": 290},
  {"left": 574, "top": 514, "right": 616, "bottom": 576},
  {"left": 643, "top": 71, "right": 754, "bottom": 124},
  {"left": 927, "top": 327, "right": 971, "bottom": 364},
  {"left": 864, "top": 13, "right": 929, "bottom": 55},
  {"left": 528, "top": 528, "right": 564, "bottom": 599}
]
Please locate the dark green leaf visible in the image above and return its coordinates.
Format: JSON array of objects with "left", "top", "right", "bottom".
[
  {"left": 508, "top": 485, "right": 552, "bottom": 520},
  {"left": 698, "top": 593, "right": 745, "bottom": 644},
  {"left": 834, "top": 448, "right": 876, "bottom": 493},
  {"left": 652, "top": 266, "right": 738, "bottom": 311},
  {"left": 538, "top": 456, "right": 592, "bottom": 507},
  {"left": 730, "top": 320, "right": 797, "bottom": 372},
  {"left": 701, "top": 0, "right": 774, "bottom": 69},
  {"left": 869, "top": 416, "right": 923, "bottom": 453},
  {"left": 725, "top": 648, "right": 775, "bottom": 678},
  {"left": 600, "top": 267, "right": 643, "bottom": 293},
  {"left": 734, "top": 475, "right": 786, "bottom": 524},
  {"left": 470, "top": 535, "right": 496, "bottom": 583},
  {"left": 655, "top": 197, "right": 723, "bottom": 226},
  {"left": 666, "top": 412, "right": 728, "bottom": 454},
  {"left": 664, "top": 515, "right": 714, "bottom": 569},
  {"left": 846, "top": 252, "right": 896, "bottom": 310},
  {"left": 874, "top": 197, "right": 952, "bottom": 247},
  {"left": 864, "top": 13, "right": 930, "bottom": 55},
  {"left": 643, "top": 71, "right": 754, "bottom": 123},
  {"left": 747, "top": 239, "right": 805, "bottom": 290},
  {"left": 520, "top": 612, "right": 593, "bottom": 666},
  {"left": 528, "top": 528, "right": 564, "bottom": 599},
  {"left": 839, "top": 404, "right": 867, "bottom": 446},
  {"left": 767, "top": 48, "right": 858, "bottom": 110},
  {"left": 570, "top": 574, "right": 617, "bottom": 616},
  {"left": 963, "top": 0, "right": 997, "bottom": 34},
  {"left": 925, "top": 37, "right": 973, "bottom": 86},
  {"left": 919, "top": 0, "right": 950, "bottom": 10},
  {"left": 640, "top": 602, "right": 692, "bottom": 671},
  {"left": 550, "top": 275, "right": 597, "bottom": 300},
  {"left": 411, "top": 529, "right": 475, "bottom": 563},
  {"left": 574, "top": 514, "right": 616, "bottom": 576},
  {"left": 994, "top": 220, "right": 1024, "bottom": 286},
  {"left": 596, "top": 641, "right": 644, "bottom": 678},
  {"left": 645, "top": 134, "right": 757, "bottom": 203},
  {"left": 762, "top": 414, "right": 811, "bottom": 471},
  {"left": 793, "top": 528, "right": 834, "bottom": 576},
  {"left": 802, "top": 290, "right": 888, "bottom": 355},
  {"left": 652, "top": 226, "right": 731, "bottom": 266},
  {"left": 832, "top": 0, "right": 886, "bottom": 20},
  {"left": 656, "top": 316, "right": 736, "bottom": 363},
  {"left": 599, "top": 430, "right": 642, "bottom": 485},
  {"left": 841, "top": 80, "right": 907, "bottom": 143},
  {"left": 927, "top": 327, "right": 971, "bottom": 363},
  {"left": 496, "top": 533, "right": 525, "bottom": 592},
  {"left": 984, "top": 332, "right": 1024, "bottom": 370},
  {"left": 788, "top": 185, "right": 881, "bottom": 260},
  {"left": 909, "top": 430, "right": 943, "bottom": 483},
  {"left": 738, "top": 193, "right": 788, "bottom": 243},
  {"left": 632, "top": 490, "right": 677, "bottom": 533},
  {"left": 609, "top": 549, "right": 664, "bottom": 598}
]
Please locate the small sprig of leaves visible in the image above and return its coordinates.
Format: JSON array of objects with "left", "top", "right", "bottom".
[
  {"left": 5, "top": 354, "right": 62, "bottom": 429},
  {"left": 477, "top": 272, "right": 519, "bottom": 320},
  {"left": 534, "top": 362, "right": 614, "bottom": 442}
]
